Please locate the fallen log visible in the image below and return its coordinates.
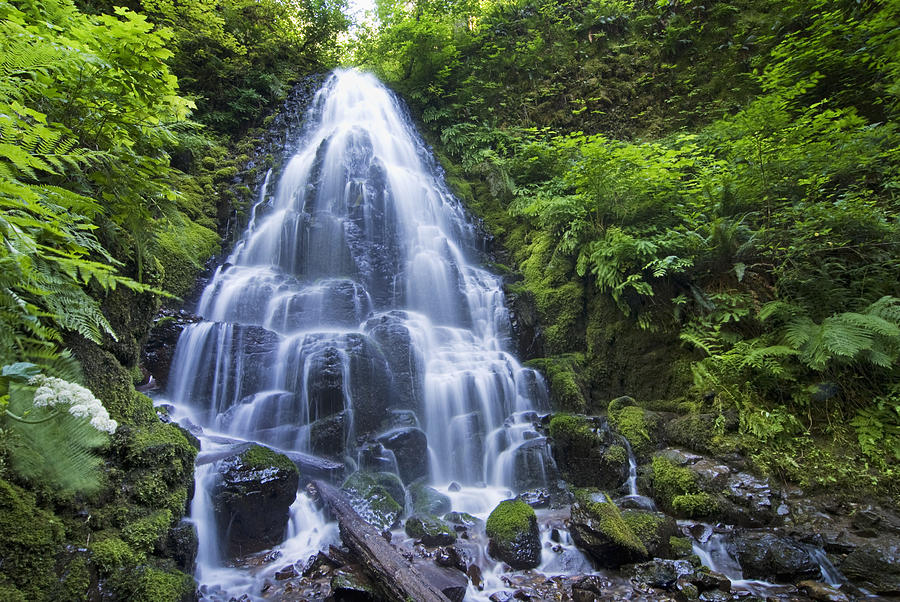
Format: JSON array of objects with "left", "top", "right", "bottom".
[{"left": 312, "top": 480, "right": 452, "bottom": 602}]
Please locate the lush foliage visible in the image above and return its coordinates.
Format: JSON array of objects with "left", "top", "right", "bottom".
[{"left": 358, "top": 0, "right": 900, "bottom": 492}]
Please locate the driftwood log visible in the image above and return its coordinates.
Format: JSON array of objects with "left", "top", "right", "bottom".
[{"left": 312, "top": 480, "right": 452, "bottom": 602}]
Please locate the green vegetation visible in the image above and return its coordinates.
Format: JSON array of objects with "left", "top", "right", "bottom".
[
  {"left": 485, "top": 499, "right": 537, "bottom": 542},
  {"left": 574, "top": 491, "right": 647, "bottom": 557},
  {"left": 650, "top": 456, "right": 718, "bottom": 518},
  {"left": 238, "top": 444, "right": 298, "bottom": 475},
  {"left": 358, "top": 0, "right": 900, "bottom": 498}
]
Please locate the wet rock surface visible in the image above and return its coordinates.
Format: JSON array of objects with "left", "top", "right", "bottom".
[
  {"left": 211, "top": 444, "right": 299, "bottom": 558},
  {"left": 486, "top": 499, "right": 543, "bottom": 570}
]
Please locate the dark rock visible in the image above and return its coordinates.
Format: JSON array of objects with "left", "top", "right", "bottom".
[
  {"left": 490, "top": 591, "right": 515, "bottom": 602},
  {"left": 405, "top": 514, "right": 456, "bottom": 547},
  {"left": 444, "top": 511, "right": 484, "bottom": 535},
  {"left": 280, "top": 449, "right": 345, "bottom": 484},
  {"left": 730, "top": 531, "right": 818, "bottom": 582},
  {"left": 363, "top": 311, "right": 423, "bottom": 410},
  {"left": 571, "top": 575, "right": 613, "bottom": 602},
  {"left": 486, "top": 499, "right": 542, "bottom": 570},
  {"left": 511, "top": 437, "right": 557, "bottom": 491},
  {"left": 467, "top": 563, "right": 483, "bottom": 589},
  {"left": 516, "top": 488, "right": 551, "bottom": 508},
  {"left": 434, "top": 545, "right": 466, "bottom": 571},
  {"left": 569, "top": 494, "right": 648, "bottom": 567},
  {"left": 158, "top": 518, "right": 198, "bottom": 573},
  {"left": 377, "top": 427, "right": 429, "bottom": 483},
  {"left": 621, "top": 508, "right": 679, "bottom": 558},
  {"left": 274, "top": 564, "right": 298, "bottom": 580},
  {"left": 548, "top": 414, "right": 629, "bottom": 489},
  {"left": 212, "top": 444, "right": 299, "bottom": 558},
  {"left": 415, "top": 562, "right": 468, "bottom": 602},
  {"left": 448, "top": 481, "right": 462, "bottom": 492},
  {"left": 840, "top": 543, "right": 900, "bottom": 594},
  {"left": 142, "top": 310, "right": 201, "bottom": 390},
  {"left": 341, "top": 471, "right": 404, "bottom": 531},
  {"left": 797, "top": 580, "right": 851, "bottom": 602},
  {"left": 626, "top": 558, "right": 695, "bottom": 588},
  {"left": 330, "top": 566, "right": 377, "bottom": 601},
  {"left": 691, "top": 568, "right": 731, "bottom": 593},
  {"left": 307, "top": 411, "right": 350, "bottom": 459},
  {"left": 409, "top": 480, "right": 452, "bottom": 515}
]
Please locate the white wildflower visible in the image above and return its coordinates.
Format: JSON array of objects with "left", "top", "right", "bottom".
[{"left": 29, "top": 375, "right": 118, "bottom": 433}]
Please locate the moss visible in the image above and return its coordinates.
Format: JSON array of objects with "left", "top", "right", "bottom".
[
  {"left": 408, "top": 479, "right": 450, "bottom": 514},
  {"left": 122, "top": 510, "right": 172, "bottom": 555},
  {"left": 574, "top": 491, "right": 647, "bottom": 557},
  {"left": 604, "top": 444, "right": 627, "bottom": 465},
  {"left": 213, "top": 166, "right": 239, "bottom": 181},
  {"left": 527, "top": 354, "right": 588, "bottom": 412},
  {"left": 548, "top": 413, "right": 594, "bottom": 451},
  {"left": 621, "top": 510, "right": 664, "bottom": 543},
  {"left": 118, "top": 421, "right": 196, "bottom": 516},
  {"left": 672, "top": 493, "right": 718, "bottom": 516},
  {"left": 650, "top": 456, "right": 717, "bottom": 518},
  {"left": 0, "top": 585, "right": 27, "bottom": 602},
  {"left": 342, "top": 472, "right": 404, "bottom": 531},
  {"left": 0, "top": 478, "right": 65, "bottom": 598},
  {"left": 154, "top": 213, "right": 220, "bottom": 300},
  {"left": 669, "top": 535, "right": 694, "bottom": 558},
  {"left": 239, "top": 445, "right": 298, "bottom": 475},
  {"left": 58, "top": 554, "right": 92, "bottom": 601},
  {"left": 485, "top": 499, "right": 536, "bottom": 542},
  {"left": 608, "top": 404, "right": 651, "bottom": 455},
  {"left": 90, "top": 536, "right": 139, "bottom": 573},
  {"left": 131, "top": 567, "right": 195, "bottom": 602},
  {"left": 404, "top": 514, "right": 456, "bottom": 545}
]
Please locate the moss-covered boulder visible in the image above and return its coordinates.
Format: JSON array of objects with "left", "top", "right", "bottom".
[
  {"left": 212, "top": 444, "right": 299, "bottom": 557},
  {"left": 485, "top": 499, "right": 542, "bottom": 570},
  {"left": 342, "top": 471, "right": 404, "bottom": 531},
  {"left": 548, "top": 413, "right": 628, "bottom": 489},
  {"left": 621, "top": 509, "right": 679, "bottom": 558},
  {"left": 404, "top": 514, "right": 456, "bottom": 546},
  {"left": 649, "top": 455, "right": 718, "bottom": 519},
  {"left": 606, "top": 397, "right": 666, "bottom": 458},
  {"left": 569, "top": 492, "right": 648, "bottom": 567},
  {"left": 409, "top": 479, "right": 451, "bottom": 515}
]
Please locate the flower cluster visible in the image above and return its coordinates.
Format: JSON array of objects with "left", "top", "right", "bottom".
[{"left": 30, "top": 375, "right": 118, "bottom": 434}]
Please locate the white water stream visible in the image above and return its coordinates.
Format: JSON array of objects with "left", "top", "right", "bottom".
[{"left": 162, "top": 69, "right": 564, "bottom": 599}]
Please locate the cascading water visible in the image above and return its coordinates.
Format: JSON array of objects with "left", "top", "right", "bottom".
[{"left": 164, "top": 69, "right": 558, "bottom": 596}]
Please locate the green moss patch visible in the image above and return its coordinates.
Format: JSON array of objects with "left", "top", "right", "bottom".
[
  {"left": 650, "top": 456, "right": 718, "bottom": 518},
  {"left": 154, "top": 213, "right": 220, "bottom": 300},
  {"left": 574, "top": 491, "right": 647, "bottom": 557},
  {"left": 486, "top": 499, "right": 536, "bottom": 542},
  {"left": 608, "top": 403, "right": 652, "bottom": 455},
  {"left": 239, "top": 445, "right": 298, "bottom": 475}
]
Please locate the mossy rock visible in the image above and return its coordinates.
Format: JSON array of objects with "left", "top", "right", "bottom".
[
  {"left": 443, "top": 511, "right": 484, "bottom": 531},
  {"left": 526, "top": 355, "right": 588, "bottom": 412},
  {"left": 569, "top": 492, "right": 650, "bottom": 567},
  {"left": 342, "top": 471, "right": 404, "bottom": 531},
  {"left": 0, "top": 478, "right": 65, "bottom": 599},
  {"left": 404, "top": 514, "right": 456, "bottom": 546},
  {"left": 409, "top": 479, "right": 451, "bottom": 515},
  {"left": 485, "top": 499, "right": 541, "bottom": 570},
  {"left": 669, "top": 535, "right": 695, "bottom": 559},
  {"left": 607, "top": 399, "right": 665, "bottom": 458},
  {"left": 547, "top": 414, "right": 629, "bottom": 489},
  {"left": 621, "top": 509, "right": 678, "bottom": 558},
  {"left": 650, "top": 456, "right": 718, "bottom": 518}
]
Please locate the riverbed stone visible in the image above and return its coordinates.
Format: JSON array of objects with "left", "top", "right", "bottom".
[
  {"left": 212, "top": 444, "right": 299, "bottom": 558},
  {"left": 547, "top": 414, "right": 629, "bottom": 489},
  {"left": 569, "top": 493, "right": 648, "bottom": 567},
  {"left": 840, "top": 542, "right": 900, "bottom": 594},
  {"left": 404, "top": 514, "right": 456, "bottom": 546},
  {"left": 730, "top": 531, "right": 818, "bottom": 582},
  {"left": 341, "top": 471, "right": 404, "bottom": 531},
  {"left": 486, "top": 499, "right": 542, "bottom": 570},
  {"left": 409, "top": 480, "right": 452, "bottom": 515},
  {"left": 377, "top": 426, "right": 429, "bottom": 483}
]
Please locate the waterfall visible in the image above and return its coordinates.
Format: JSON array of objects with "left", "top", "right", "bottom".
[{"left": 165, "top": 69, "right": 556, "bottom": 590}]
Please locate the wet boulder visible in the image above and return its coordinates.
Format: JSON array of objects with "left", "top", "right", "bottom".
[
  {"left": 569, "top": 493, "right": 648, "bottom": 567},
  {"left": 409, "top": 480, "right": 451, "bottom": 515},
  {"left": 840, "top": 543, "right": 900, "bottom": 595},
  {"left": 486, "top": 499, "right": 542, "bottom": 570},
  {"left": 511, "top": 437, "right": 559, "bottom": 492},
  {"left": 626, "top": 558, "right": 695, "bottom": 589},
  {"left": 620, "top": 509, "right": 679, "bottom": 558},
  {"left": 730, "top": 531, "right": 818, "bottom": 582},
  {"left": 307, "top": 411, "right": 350, "bottom": 459},
  {"left": 547, "top": 414, "right": 629, "bottom": 489},
  {"left": 212, "top": 444, "right": 299, "bottom": 558},
  {"left": 797, "top": 581, "right": 851, "bottom": 602},
  {"left": 363, "top": 311, "right": 423, "bottom": 410},
  {"left": 404, "top": 514, "right": 456, "bottom": 546},
  {"left": 377, "top": 427, "right": 429, "bottom": 483},
  {"left": 341, "top": 471, "right": 404, "bottom": 531}
]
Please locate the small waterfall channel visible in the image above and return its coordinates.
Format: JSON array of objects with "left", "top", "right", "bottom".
[{"left": 160, "top": 69, "right": 564, "bottom": 598}]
